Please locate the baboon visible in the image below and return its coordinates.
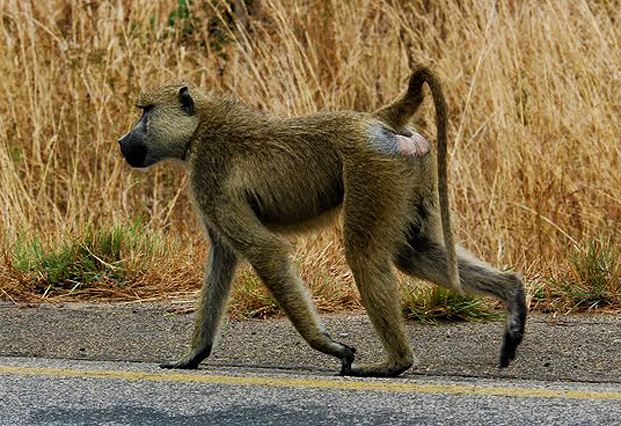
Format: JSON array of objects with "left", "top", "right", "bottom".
[{"left": 118, "top": 66, "right": 526, "bottom": 377}]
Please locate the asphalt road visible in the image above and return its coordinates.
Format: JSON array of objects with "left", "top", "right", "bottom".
[
  {"left": 2, "top": 303, "right": 621, "bottom": 425},
  {"left": 3, "top": 357, "right": 621, "bottom": 426}
]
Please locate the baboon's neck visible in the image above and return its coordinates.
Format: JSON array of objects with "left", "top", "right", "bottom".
[
  {"left": 200, "top": 96, "right": 268, "bottom": 129},
  {"left": 190, "top": 96, "right": 275, "bottom": 152}
]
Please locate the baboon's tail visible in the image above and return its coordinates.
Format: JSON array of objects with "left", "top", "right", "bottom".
[{"left": 375, "top": 66, "right": 462, "bottom": 294}]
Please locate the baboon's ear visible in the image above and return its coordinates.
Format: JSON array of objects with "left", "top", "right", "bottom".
[{"left": 179, "top": 86, "right": 195, "bottom": 115}]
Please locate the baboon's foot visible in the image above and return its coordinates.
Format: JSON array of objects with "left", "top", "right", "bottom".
[
  {"left": 500, "top": 322, "right": 525, "bottom": 368},
  {"left": 342, "top": 358, "right": 414, "bottom": 378},
  {"left": 499, "top": 282, "right": 527, "bottom": 368},
  {"left": 160, "top": 346, "right": 211, "bottom": 370}
]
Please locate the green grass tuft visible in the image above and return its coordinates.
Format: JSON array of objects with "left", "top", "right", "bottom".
[
  {"left": 564, "top": 237, "right": 620, "bottom": 310},
  {"left": 228, "top": 269, "right": 280, "bottom": 319},
  {"left": 10, "top": 219, "right": 167, "bottom": 294},
  {"left": 403, "top": 286, "right": 500, "bottom": 324}
]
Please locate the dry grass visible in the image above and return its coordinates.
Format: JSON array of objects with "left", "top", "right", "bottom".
[{"left": 1, "top": 0, "right": 620, "bottom": 316}]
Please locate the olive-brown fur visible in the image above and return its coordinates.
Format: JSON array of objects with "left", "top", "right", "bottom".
[{"left": 119, "top": 66, "right": 526, "bottom": 377}]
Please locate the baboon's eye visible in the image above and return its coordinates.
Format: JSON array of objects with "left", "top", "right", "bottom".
[{"left": 135, "top": 104, "right": 154, "bottom": 112}]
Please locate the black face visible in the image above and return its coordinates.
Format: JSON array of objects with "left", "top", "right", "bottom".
[
  {"left": 118, "top": 109, "right": 150, "bottom": 168},
  {"left": 119, "top": 136, "right": 148, "bottom": 168}
]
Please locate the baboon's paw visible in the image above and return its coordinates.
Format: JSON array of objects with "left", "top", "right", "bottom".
[
  {"left": 338, "top": 343, "right": 356, "bottom": 376},
  {"left": 159, "top": 358, "right": 200, "bottom": 370},
  {"left": 160, "top": 358, "right": 200, "bottom": 370},
  {"left": 499, "top": 330, "right": 522, "bottom": 368},
  {"left": 160, "top": 346, "right": 211, "bottom": 370}
]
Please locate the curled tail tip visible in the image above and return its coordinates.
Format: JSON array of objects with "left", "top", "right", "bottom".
[
  {"left": 409, "top": 64, "right": 436, "bottom": 78},
  {"left": 407, "top": 65, "right": 442, "bottom": 100},
  {"left": 408, "top": 65, "right": 428, "bottom": 85}
]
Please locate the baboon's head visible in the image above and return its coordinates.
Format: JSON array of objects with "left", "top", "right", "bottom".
[{"left": 119, "top": 85, "right": 199, "bottom": 168}]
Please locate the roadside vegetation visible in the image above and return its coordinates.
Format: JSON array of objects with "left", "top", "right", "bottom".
[{"left": 1, "top": 0, "right": 619, "bottom": 320}]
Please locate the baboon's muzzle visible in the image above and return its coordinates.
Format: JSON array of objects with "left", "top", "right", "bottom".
[{"left": 118, "top": 133, "right": 148, "bottom": 168}]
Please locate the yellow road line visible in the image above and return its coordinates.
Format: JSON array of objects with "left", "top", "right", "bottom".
[{"left": 1, "top": 365, "right": 620, "bottom": 401}]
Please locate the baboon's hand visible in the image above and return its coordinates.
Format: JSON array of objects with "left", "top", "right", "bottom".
[
  {"left": 160, "top": 346, "right": 212, "bottom": 370},
  {"left": 338, "top": 343, "right": 357, "bottom": 376},
  {"left": 160, "top": 358, "right": 201, "bottom": 370}
]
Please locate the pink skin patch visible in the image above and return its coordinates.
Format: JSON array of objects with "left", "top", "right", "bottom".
[{"left": 395, "top": 131, "right": 430, "bottom": 157}]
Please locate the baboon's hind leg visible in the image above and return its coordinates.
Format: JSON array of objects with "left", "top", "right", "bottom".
[
  {"left": 341, "top": 168, "right": 415, "bottom": 377},
  {"left": 345, "top": 253, "right": 415, "bottom": 377},
  {"left": 395, "top": 237, "right": 527, "bottom": 367}
]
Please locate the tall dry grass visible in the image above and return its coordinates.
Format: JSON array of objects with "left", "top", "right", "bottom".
[{"left": 0, "top": 0, "right": 619, "bottom": 311}]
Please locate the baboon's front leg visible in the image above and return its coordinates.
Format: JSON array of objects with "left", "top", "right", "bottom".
[
  {"left": 215, "top": 206, "right": 356, "bottom": 374},
  {"left": 160, "top": 231, "right": 238, "bottom": 369},
  {"left": 249, "top": 254, "right": 357, "bottom": 374}
]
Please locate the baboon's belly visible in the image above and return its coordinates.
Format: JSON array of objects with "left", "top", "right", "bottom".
[{"left": 245, "top": 157, "right": 344, "bottom": 227}]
